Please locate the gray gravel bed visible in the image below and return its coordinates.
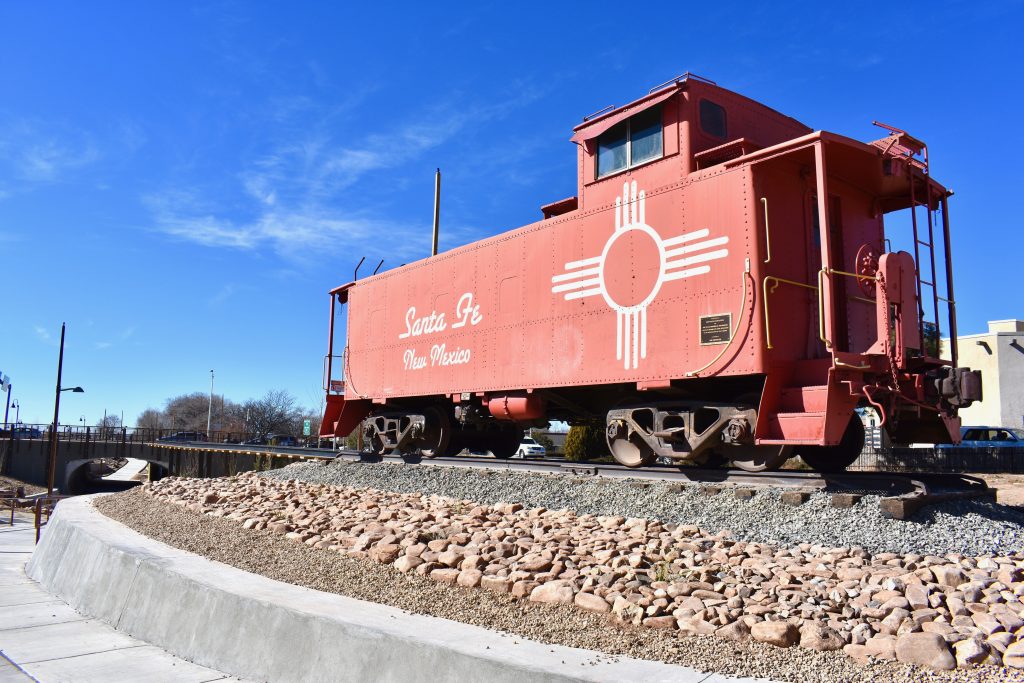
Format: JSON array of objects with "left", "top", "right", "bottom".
[
  {"left": 96, "top": 489, "right": 1020, "bottom": 683},
  {"left": 261, "top": 460, "right": 1024, "bottom": 557}
]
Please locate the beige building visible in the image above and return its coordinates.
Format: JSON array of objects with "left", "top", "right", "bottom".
[{"left": 945, "top": 320, "right": 1024, "bottom": 428}]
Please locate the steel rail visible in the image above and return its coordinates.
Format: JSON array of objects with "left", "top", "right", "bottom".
[{"left": 149, "top": 442, "right": 990, "bottom": 500}]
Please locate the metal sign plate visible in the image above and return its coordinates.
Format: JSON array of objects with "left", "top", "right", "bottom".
[{"left": 699, "top": 313, "right": 732, "bottom": 345}]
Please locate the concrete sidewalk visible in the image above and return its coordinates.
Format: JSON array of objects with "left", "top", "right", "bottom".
[{"left": 0, "top": 516, "right": 247, "bottom": 683}]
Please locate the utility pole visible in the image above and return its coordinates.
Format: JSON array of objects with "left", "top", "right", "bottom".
[
  {"left": 47, "top": 324, "right": 66, "bottom": 495},
  {"left": 207, "top": 369, "right": 214, "bottom": 438},
  {"left": 431, "top": 168, "right": 441, "bottom": 257}
]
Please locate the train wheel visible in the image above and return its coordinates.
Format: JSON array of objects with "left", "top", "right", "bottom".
[
  {"left": 728, "top": 445, "right": 791, "bottom": 472},
  {"left": 418, "top": 406, "right": 453, "bottom": 459},
  {"left": 797, "top": 417, "right": 864, "bottom": 473},
  {"left": 489, "top": 425, "right": 524, "bottom": 459},
  {"left": 606, "top": 420, "right": 656, "bottom": 468}
]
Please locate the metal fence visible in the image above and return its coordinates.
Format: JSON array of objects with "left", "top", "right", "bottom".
[
  {"left": 0, "top": 424, "right": 315, "bottom": 446},
  {"left": 850, "top": 445, "right": 1024, "bottom": 474}
]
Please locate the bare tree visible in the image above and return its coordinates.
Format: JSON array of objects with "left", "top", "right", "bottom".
[
  {"left": 136, "top": 408, "right": 164, "bottom": 431},
  {"left": 95, "top": 413, "right": 122, "bottom": 440},
  {"left": 244, "top": 389, "right": 301, "bottom": 438},
  {"left": 164, "top": 392, "right": 211, "bottom": 432}
]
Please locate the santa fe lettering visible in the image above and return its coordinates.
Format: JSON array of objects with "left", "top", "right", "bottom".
[
  {"left": 398, "top": 292, "right": 483, "bottom": 340},
  {"left": 402, "top": 344, "right": 471, "bottom": 371}
]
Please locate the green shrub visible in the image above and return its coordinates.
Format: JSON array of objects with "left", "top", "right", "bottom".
[{"left": 564, "top": 423, "right": 609, "bottom": 461}]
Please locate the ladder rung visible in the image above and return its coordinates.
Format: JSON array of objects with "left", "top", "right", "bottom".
[
  {"left": 919, "top": 280, "right": 934, "bottom": 287},
  {"left": 916, "top": 240, "right": 932, "bottom": 247}
]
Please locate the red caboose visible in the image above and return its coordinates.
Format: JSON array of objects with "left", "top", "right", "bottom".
[{"left": 320, "top": 74, "right": 980, "bottom": 471}]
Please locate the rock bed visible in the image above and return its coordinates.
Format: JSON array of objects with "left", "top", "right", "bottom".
[
  {"left": 260, "top": 459, "right": 1024, "bottom": 557},
  {"left": 139, "top": 471, "right": 1024, "bottom": 676}
]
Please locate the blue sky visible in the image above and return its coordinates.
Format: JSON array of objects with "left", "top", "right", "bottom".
[{"left": 2, "top": 1, "right": 1022, "bottom": 426}]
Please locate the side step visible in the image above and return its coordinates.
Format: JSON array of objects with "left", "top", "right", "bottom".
[
  {"left": 779, "top": 385, "right": 828, "bottom": 412},
  {"left": 766, "top": 410, "right": 826, "bottom": 442}
]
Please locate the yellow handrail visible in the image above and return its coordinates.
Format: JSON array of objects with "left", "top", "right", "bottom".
[
  {"left": 762, "top": 275, "right": 818, "bottom": 349},
  {"left": 765, "top": 268, "right": 881, "bottom": 351},
  {"left": 818, "top": 267, "right": 880, "bottom": 349},
  {"left": 823, "top": 266, "right": 879, "bottom": 282}
]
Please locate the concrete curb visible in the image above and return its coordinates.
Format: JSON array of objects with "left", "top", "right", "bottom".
[{"left": 27, "top": 496, "right": 735, "bottom": 683}]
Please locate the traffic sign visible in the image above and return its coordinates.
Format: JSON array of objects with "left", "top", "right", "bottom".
[{"left": 303, "top": 419, "right": 311, "bottom": 436}]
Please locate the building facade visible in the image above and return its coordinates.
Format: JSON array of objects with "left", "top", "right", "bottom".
[{"left": 947, "top": 320, "right": 1024, "bottom": 428}]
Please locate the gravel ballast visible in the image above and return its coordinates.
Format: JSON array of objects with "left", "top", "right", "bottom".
[
  {"left": 96, "top": 487, "right": 1022, "bottom": 683},
  {"left": 260, "top": 459, "right": 1024, "bottom": 557}
]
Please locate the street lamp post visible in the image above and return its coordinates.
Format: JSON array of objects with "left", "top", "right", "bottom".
[
  {"left": 207, "top": 370, "right": 214, "bottom": 439},
  {"left": 2, "top": 381, "right": 10, "bottom": 431},
  {"left": 11, "top": 400, "right": 19, "bottom": 425},
  {"left": 47, "top": 323, "right": 84, "bottom": 495}
]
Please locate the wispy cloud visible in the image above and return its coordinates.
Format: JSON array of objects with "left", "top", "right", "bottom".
[
  {"left": 0, "top": 119, "right": 119, "bottom": 202},
  {"left": 148, "top": 190, "right": 413, "bottom": 256},
  {"left": 94, "top": 326, "right": 136, "bottom": 351},
  {"left": 147, "top": 88, "right": 542, "bottom": 263},
  {"left": 33, "top": 325, "right": 52, "bottom": 343},
  {"left": 0, "top": 119, "right": 108, "bottom": 200},
  {"left": 209, "top": 283, "right": 237, "bottom": 307},
  {"left": 19, "top": 139, "right": 99, "bottom": 182}
]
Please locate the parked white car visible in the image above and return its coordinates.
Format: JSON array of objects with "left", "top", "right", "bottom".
[{"left": 514, "top": 437, "right": 546, "bottom": 458}]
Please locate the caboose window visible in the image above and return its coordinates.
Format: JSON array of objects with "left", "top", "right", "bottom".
[
  {"left": 699, "top": 100, "right": 727, "bottom": 139},
  {"left": 597, "top": 121, "right": 628, "bottom": 177},
  {"left": 596, "top": 105, "right": 663, "bottom": 178},
  {"left": 630, "top": 106, "right": 663, "bottom": 165}
]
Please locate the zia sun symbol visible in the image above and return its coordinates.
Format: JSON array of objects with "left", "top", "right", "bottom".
[{"left": 551, "top": 181, "right": 729, "bottom": 370}]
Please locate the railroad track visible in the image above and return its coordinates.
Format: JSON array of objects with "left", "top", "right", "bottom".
[{"left": 151, "top": 442, "right": 995, "bottom": 520}]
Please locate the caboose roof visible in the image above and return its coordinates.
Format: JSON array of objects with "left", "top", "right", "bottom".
[{"left": 569, "top": 74, "right": 809, "bottom": 144}]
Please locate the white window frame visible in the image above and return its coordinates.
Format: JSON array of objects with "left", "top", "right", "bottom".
[{"left": 595, "top": 106, "right": 664, "bottom": 180}]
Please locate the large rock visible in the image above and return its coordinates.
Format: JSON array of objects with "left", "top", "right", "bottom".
[
  {"left": 971, "top": 612, "right": 1005, "bottom": 636},
  {"left": 751, "top": 621, "right": 799, "bottom": 648},
  {"left": 612, "top": 596, "right": 644, "bottom": 625},
  {"left": 997, "top": 610, "right": 1024, "bottom": 633},
  {"left": 1005, "top": 640, "right": 1024, "bottom": 669},
  {"left": 480, "top": 575, "right": 512, "bottom": 593},
  {"left": 864, "top": 635, "right": 896, "bottom": 661},
  {"left": 574, "top": 591, "right": 610, "bottom": 613},
  {"left": 799, "top": 622, "right": 844, "bottom": 651},
  {"left": 511, "top": 581, "right": 536, "bottom": 599},
  {"left": 368, "top": 543, "right": 401, "bottom": 564},
  {"left": 677, "top": 617, "right": 717, "bottom": 636},
  {"left": 642, "top": 616, "right": 677, "bottom": 629},
  {"left": 393, "top": 555, "right": 423, "bottom": 573},
  {"left": 530, "top": 580, "right": 574, "bottom": 605},
  {"left": 429, "top": 568, "right": 461, "bottom": 585},
  {"left": 895, "top": 632, "right": 955, "bottom": 670},
  {"left": 843, "top": 643, "right": 870, "bottom": 665},
  {"left": 716, "top": 620, "right": 751, "bottom": 642},
  {"left": 954, "top": 637, "right": 990, "bottom": 668},
  {"left": 437, "top": 549, "right": 465, "bottom": 568},
  {"left": 932, "top": 565, "right": 967, "bottom": 589},
  {"left": 519, "top": 556, "right": 553, "bottom": 573},
  {"left": 457, "top": 569, "right": 482, "bottom": 588},
  {"left": 904, "top": 584, "right": 930, "bottom": 611}
]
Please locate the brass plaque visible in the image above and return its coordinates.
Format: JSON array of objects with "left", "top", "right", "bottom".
[{"left": 699, "top": 313, "right": 732, "bottom": 345}]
